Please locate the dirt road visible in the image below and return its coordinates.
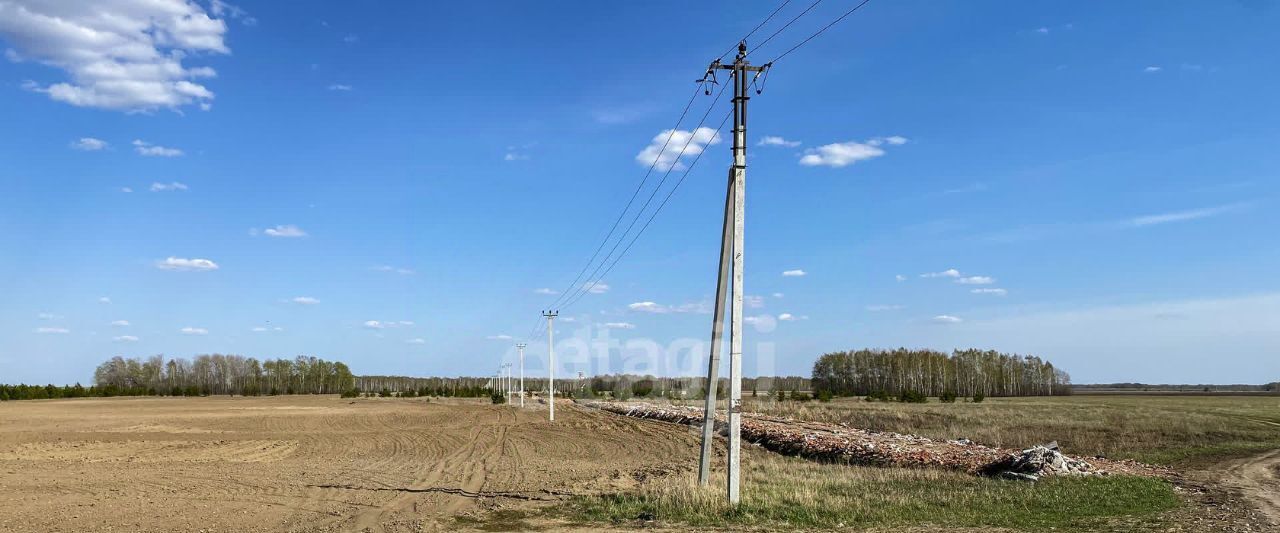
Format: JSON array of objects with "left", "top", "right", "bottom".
[
  {"left": 0, "top": 396, "right": 703, "bottom": 532},
  {"left": 1220, "top": 449, "right": 1280, "bottom": 527}
]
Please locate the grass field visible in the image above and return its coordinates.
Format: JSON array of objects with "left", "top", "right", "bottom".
[{"left": 559, "top": 394, "right": 1280, "bottom": 531}]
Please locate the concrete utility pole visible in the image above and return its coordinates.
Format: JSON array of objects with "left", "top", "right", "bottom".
[
  {"left": 697, "top": 41, "right": 768, "bottom": 505},
  {"left": 542, "top": 310, "right": 558, "bottom": 421},
  {"left": 516, "top": 343, "right": 527, "bottom": 407}
]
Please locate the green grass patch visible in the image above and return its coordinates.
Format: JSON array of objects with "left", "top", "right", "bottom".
[{"left": 562, "top": 455, "right": 1179, "bottom": 531}]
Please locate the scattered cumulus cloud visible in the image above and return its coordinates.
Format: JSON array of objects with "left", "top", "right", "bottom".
[
  {"left": 777, "top": 313, "right": 807, "bottom": 321},
  {"left": 772, "top": 292, "right": 784, "bottom": 298},
  {"left": 37, "top": 312, "right": 61, "bottom": 320},
  {"left": 957, "top": 276, "right": 995, "bottom": 285},
  {"left": 291, "top": 296, "right": 319, "bottom": 305},
  {"left": 150, "top": 182, "right": 189, "bottom": 192},
  {"left": 920, "top": 269, "right": 960, "bottom": 278},
  {"left": 98, "top": 296, "right": 111, "bottom": 304},
  {"left": 1035, "top": 27, "right": 1050, "bottom": 34},
  {"left": 487, "top": 334, "right": 513, "bottom": 340},
  {"left": 895, "top": 274, "right": 907, "bottom": 282},
  {"left": 121, "top": 187, "right": 133, "bottom": 193},
  {"left": 782, "top": 269, "right": 806, "bottom": 277},
  {"left": 363, "top": 320, "right": 385, "bottom": 329},
  {"left": 636, "top": 127, "right": 721, "bottom": 171},
  {"left": 758, "top": 136, "right": 800, "bottom": 148},
  {"left": 71, "top": 137, "right": 108, "bottom": 151},
  {"left": 932, "top": 315, "right": 963, "bottom": 324},
  {"left": 745, "top": 295, "right": 764, "bottom": 309},
  {"left": 112, "top": 335, "right": 139, "bottom": 343},
  {"left": 111, "top": 320, "right": 130, "bottom": 327},
  {"left": 971, "top": 288, "right": 1008, "bottom": 296},
  {"left": 156, "top": 257, "right": 218, "bottom": 271},
  {"left": 209, "top": 0, "right": 256, "bottom": 26},
  {"left": 1144, "top": 66, "right": 1162, "bottom": 73},
  {"left": 799, "top": 136, "right": 906, "bottom": 168},
  {"left": 0, "top": 0, "right": 228, "bottom": 112},
  {"left": 327, "top": 84, "right": 352, "bottom": 91},
  {"left": 585, "top": 282, "right": 610, "bottom": 294},
  {"left": 35, "top": 326, "right": 69, "bottom": 334},
  {"left": 133, "top": 140, "right": 183, "bottom": 157},
  {"left": 534, "top": 288, "right": 558, "bottom": 295},
  {"left": 602, "top": 322, "right": 635, "bottom": 330},
  {"left": 180, "top": 326, "right": 208, "bottom": 335},
  {"left": 263, "top": 224, "right": 307, "bottom": 238}
]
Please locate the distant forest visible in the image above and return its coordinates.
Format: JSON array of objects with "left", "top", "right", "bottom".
[
  {"left": 811, "top": 348, "right": 1072, "bottom": 397},
  {"left": 1075, "top": 383, "right": 1280, "bottom": 393},
  {"left": 354, "top": 374, "right": 812, "bottom": 399},
  {"left": 0, "top": 354, "right": 355, "bottom": 401}
]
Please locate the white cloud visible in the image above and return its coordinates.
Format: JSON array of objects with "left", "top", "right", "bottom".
[
  {"left": 1035, "top": 27, "right": 1050, "bottom": 34},
  {"left": 957, "top": 276, "right": 995, "bottom": 285},
  {"left": 398, "top": 320, "right": 414, "bottom": 326},
  {"left": 1144, "top": 66, "right": 1162, "bottom": 73},
  {"left": 636, "top": 127, "right": 722, "bottom": 171},
  {"left": 971, "top": 288, "right": 1008, "bottom": 296},
  {"left": 37, "top": 312, "right": 61, "bottom": 320},
  {"left": 180, "top": 326, "right": 208, "bottom": 335},
  {"left": 487, "top": 334, "right": 513, "bottom": 340},
  {"left": 363, "top": 320, "right": 385, "bottom": 329},
  {"left": 1129, "top": 204, "right": 1245, "bottom": 227},
  {"left": 745, "top": 295, "right": 765, "bottom": 309},
  {"left": 0, "top": 0, "right": 228, "bottom": 112},
  {"left": 758, "top": 136, "right": 800, "bottom": 148},
  {"left": 534, "top": 288, "right": 558, "bottom": 295},
  {"left": 772, "top": 292, "right": 784, "bottom": 298},
  {"left": 373, "top": 265, "right": 415, "bottom": 275},
  {"left": 291, "top": 296, "right": 319, "bottom": 305},
  {"left": 35, "top": 326, "right": 69, "bottom": 334},
  {"left": 782, "top": 269, "right": 807, "bottom": 277},
  {"left": 799, "top": 137, "right": 905, "bottom": 168},
  {"left": 603, "top": 322, "right": 635, "bottom": 330},
  {"left": 121, "top": 187, "right": 133, "bottom": 193},
  {"left": 133, "top": 140, "right": 184, "bottom": 157},
  {"left": 98, "top": 296, "right": 111, "bottom": 304},
  {"left": 865, "top": 304, "right": 905, "bottom": 312},
  {"left": 71, "top": 137, "right": 108, "bottom": 151},
  {"left": 111, "top": 320, "right": 130, "bottom": 327},
  {"left": 503, "top": 151, "right": 529, "bottom": 161},
  {"left": 156, "top": 257, "right": 218, "bottom": 271},
  {"left": 932, "top": 315, "right": 963, "bottom": 324},
  {"left": 895, "top": 274, "right": 907, "bottom": 282},
  {"left": 327, "top": 84, "right": 352, "bottom": 91},
  {"left": 777, "top": 313, "right": 808, "bottom": 321},
  {"left": 251, "top": 326, "right": 282, "bottom": 332},
  {"left": 406, "top": 338, "right": 426, "bottom": 345},
  {"left": 112, "top": 335, "right": 139, "bottom": 343},
  {"left": 263, "top": 224, "right": 307, "bottom": 238},
  {"left": 920, "top": 269, "right": 960, "bottom": 278},
  {"left": 627, "top": 301, "right": 709, "bottom": 314},
  {"left": 585, "top": 282, "right": 610, "bottom": 294},
  {"left": 209, "top": 1, "right": 255, "bottom": 26},
  {"left": 150, "top": 182, "right": 188, "bottom": 192}
]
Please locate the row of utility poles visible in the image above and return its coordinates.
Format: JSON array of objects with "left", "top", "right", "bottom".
[{"left": 499, "top": 42, "right": 764, "bottom": 506}]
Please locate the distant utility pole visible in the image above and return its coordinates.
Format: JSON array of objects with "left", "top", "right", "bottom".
[
  {"left": 697, "top": 41, "right": 768, "bottom": 505},
  {"left": 542, "top": 310, "right": 558, "bottom": 421},
  {"left": 516, "top": 343, "right": 527, "bottom": 407}
]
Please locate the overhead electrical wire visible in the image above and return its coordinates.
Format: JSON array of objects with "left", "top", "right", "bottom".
[
  {"left": 747, "top": 0, "right": 824, "bottom": 54},
  {"left": 768, "top": 0, "right": 874, "bottom": 63},
  {"left": 717, "top": 0, "right": 793, "bottom": 62}
]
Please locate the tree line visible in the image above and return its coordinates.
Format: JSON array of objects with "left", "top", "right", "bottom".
[
  {"left": 0, "top": 354, "right": 356, "bottom": 401},
  {"left": 354, "top": 373, "right": 813, "bottom": 400},
  {"left": 811, "top": 348, "right": 1071, "bottom": 398}
]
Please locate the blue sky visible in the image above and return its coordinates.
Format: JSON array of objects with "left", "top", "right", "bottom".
[{"left": 1, "top": 0, "right": 1277, "bottom": 385}]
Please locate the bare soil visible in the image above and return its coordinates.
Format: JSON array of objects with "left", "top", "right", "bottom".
[{"left": 0, "top": 396, "right": 702, "bottom": 532}]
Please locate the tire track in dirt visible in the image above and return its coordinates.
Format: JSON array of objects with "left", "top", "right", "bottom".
[{"left": 1220, "top": 449, "right": 1280, "bottom": 527}]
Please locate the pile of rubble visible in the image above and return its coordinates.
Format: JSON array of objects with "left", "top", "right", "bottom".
[{"left": 580, "top": 401, "right": 1172, "bottom": 480}]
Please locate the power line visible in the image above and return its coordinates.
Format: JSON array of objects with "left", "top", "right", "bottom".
[
  {"left": 540, "top": 85, "right": 705, "bottom": 312},
  {"left": 553, "top": 83, "right": 730, "bottom": 313},
  {"left": 558, "top": 108, "right": 733, "bottom": 312},
  {"left": 769, "top": 0, "right": 874, "bottom": 63},
  {"left": 717, "top": 0, "right": 793, "bottom": 62},
  {"left": 748, "top": 0, "right": 824, "bottom": 54}
]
